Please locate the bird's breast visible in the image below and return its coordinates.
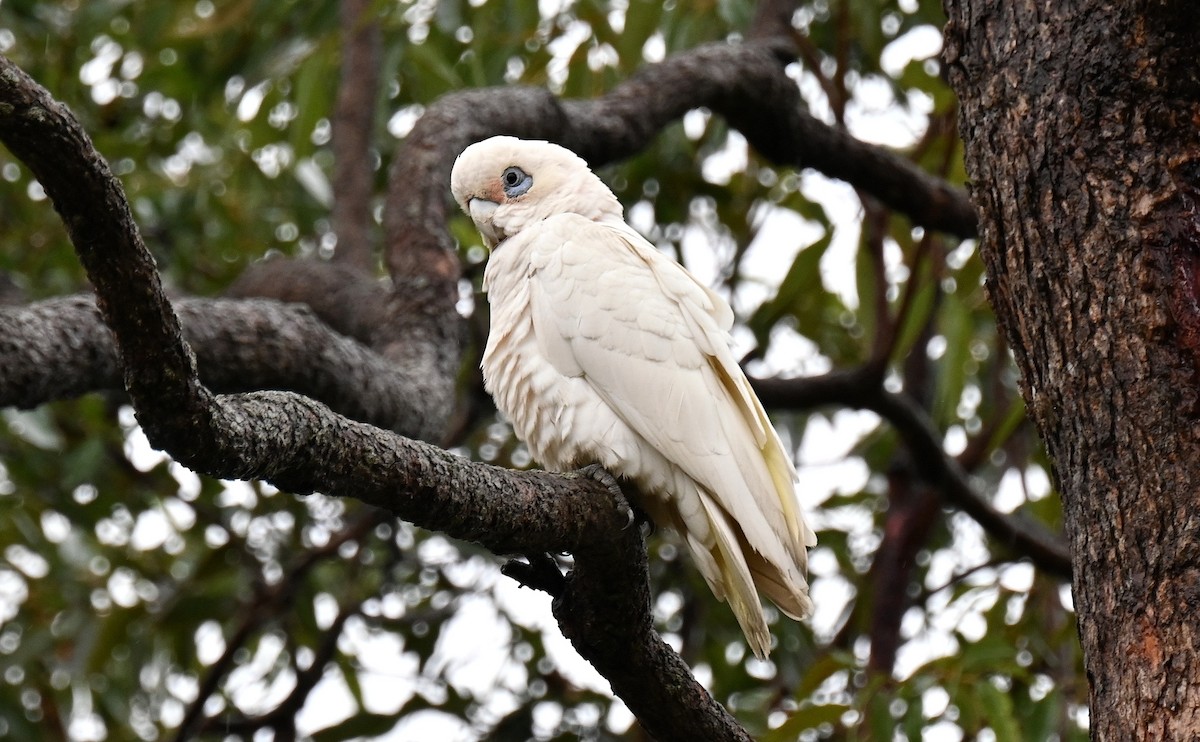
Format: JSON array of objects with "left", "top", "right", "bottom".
[
  {"left": 482, "top": 286, "right": 575, "bottom": 470},
  {"left": 481, "top": 268, "right": 624, "bottom": 474}
]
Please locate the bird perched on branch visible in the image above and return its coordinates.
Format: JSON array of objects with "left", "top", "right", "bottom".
[{"left": 450, "top": 136, "right": 815, "bottom": 658}]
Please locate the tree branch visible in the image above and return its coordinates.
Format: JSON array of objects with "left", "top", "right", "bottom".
[
  {"left": 205, "top": 603, "right": 360, "bottom": 741},
  {"left": 224, "top": 256, "right": 463, "bottom": 445},
  {"left": 868, "top": 465, "right": 940, "bottom": 675},
  {"left": 331, "top": 0, "right": 381, "bottom": 270},
  {"left": 0, "top": 294, "right": 444, "bottom": 437},
  {"left": 753, "top": 369, "right": 1073, "bottom": 578}
]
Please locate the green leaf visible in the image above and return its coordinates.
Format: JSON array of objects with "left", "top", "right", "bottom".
[
  {"left": 765, "top": 703, "right": 849, "bottom": 740},
  {"left": 793, "top": 653, "right": 848, "bottom": 700},
  {"left": 977, "top": 679, "right": 1021, "bottom": 742},
  {"left": 291, "top": 42, "right": 336, "bottom": 159},
  {"left": 933, "top": 288, "right": 974, "bottom": 424},
  {"left": 310, "top": 713, "right": 401, "bottom": 742},
  {"left": 748, "top": 231, "right": 833, "bottom": 348}
]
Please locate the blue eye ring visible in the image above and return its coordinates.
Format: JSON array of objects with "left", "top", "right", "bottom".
[{"left": 501, "top": 166, "right": 533, "bottom": 197}]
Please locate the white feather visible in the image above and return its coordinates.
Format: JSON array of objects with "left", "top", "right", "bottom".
[{"left": 451, "top": 136, "right": 815, "bottom": 659}]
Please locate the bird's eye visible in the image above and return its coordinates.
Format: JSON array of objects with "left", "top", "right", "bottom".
[{"left": 501, "top": 166, "right": 533, "bottom": 197}]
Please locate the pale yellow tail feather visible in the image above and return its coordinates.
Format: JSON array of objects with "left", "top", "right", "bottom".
[{"left": 697, "top": 492, "right": 773, "bottom": 659}]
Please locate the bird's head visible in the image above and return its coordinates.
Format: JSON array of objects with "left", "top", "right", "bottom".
[{"left": 450, "top": 136, "right": 623, "bottom": 249}]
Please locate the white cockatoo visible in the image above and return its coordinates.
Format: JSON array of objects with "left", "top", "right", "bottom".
[{"left": 450, "top": 136, "right": 815, "bottom": 658}]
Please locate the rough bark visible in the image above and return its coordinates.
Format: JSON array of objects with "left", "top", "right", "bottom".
[
  {"left": 0, "top": 295, "right": 438, "bottom": 436},
  {"left": 943, "top": 1, "right": 1200, "bottom": 737}
]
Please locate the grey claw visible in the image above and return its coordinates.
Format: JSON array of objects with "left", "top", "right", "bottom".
[
  {"left": 576, "top": 464, "right": 636, "bottom": 529},
  {"left": 620, "top": 503, "right": 636, "bottom": 529},
  {"left": 579, "top": 463, "right": 622, "bottom": 495}
]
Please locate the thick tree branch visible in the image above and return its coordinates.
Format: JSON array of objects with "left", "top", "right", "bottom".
[
  {"left": 0, "top": 294, "right": 442, "bottom": 436},
  {"left": 0, "top": 55, "right": 746, "bottom": 742},
  {"left": 556, "top": 520, "right": 753, "bottom": 742},
  {"left": 225, "top": 256, "right": 461, "bottom": 445},
  {"left": 0, "top": 58, "right": 216, "bottom": 452},
  {"left": 226, "top": 256, "right": 390, "bottom": 346},
  {"left": 753, "top": 369, "right": 1073, "bottom": 578}
]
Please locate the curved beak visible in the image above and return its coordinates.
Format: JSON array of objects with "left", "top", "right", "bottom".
[{"left": 468, "top": 198, "right": 502, "bottom": 248}]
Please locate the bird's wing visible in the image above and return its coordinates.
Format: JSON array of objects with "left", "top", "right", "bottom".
[{"left": 525, "top": 214, "right": 814, "bottom": 617}]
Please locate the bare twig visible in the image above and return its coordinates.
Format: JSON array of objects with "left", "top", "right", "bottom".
[
  {"left": 863, "top": 199, "right": 894, "bottom": 363},
  {"left": 879, "top": 230, "right": 938, "bottom": 365},
  {"left": 331, "top": 0, "right": 382, "bottom": 269},
  {"left": 174, "top": 510, "right": 387, "bottom": 741},
  {"left": 196, "top": 604, "right": 360, "bottom": 740}
]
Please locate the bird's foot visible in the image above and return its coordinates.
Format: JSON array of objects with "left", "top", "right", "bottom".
[
  {"left": 574, "top": 463, "right": 636, "bottom": 528},
  {"left": 572, "top": 464, "right": 658, "bottom": 533},
  {"left": 577, "top": 462, "right": 621, "bottom": 494},
  {"left": 501, "top": 553, "right": 566, "bottom": 598}
]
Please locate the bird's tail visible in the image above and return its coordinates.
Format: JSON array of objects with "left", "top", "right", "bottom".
[{"left": 677, "top": 489, "right": 812, "bottom": 660}]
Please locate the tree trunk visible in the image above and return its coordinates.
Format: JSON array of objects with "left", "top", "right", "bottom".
[{"left": 943, "top": 1, "right": 1200, "bottom": 737}]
